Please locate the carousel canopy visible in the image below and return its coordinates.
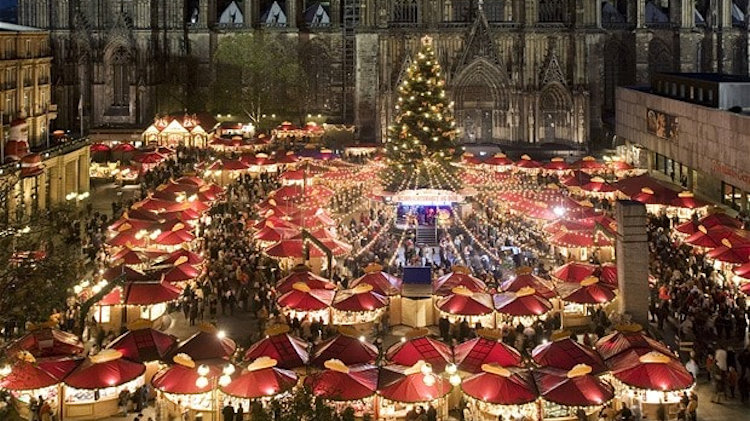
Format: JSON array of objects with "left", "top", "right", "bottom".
[
  {"left": 107, "top": 324, "right": 178, "bottom": 363},
  {"left": 243, "top": 326, "right": 309, "bottom": 369},
  {"left": 310, "top": 332, "right": 378, "bottom": 367},
  {"left": 64, "top": 351, "right": 145, "bottom": 389},
  {"left": 220, "top": 357, "right": 298, "bottom": 399},
  {"left": 7, "top": 328, "right": 84, "bottom": 358},
  {"left": 277, "top": 284, "right": 335, "bottom": 311},
  {"left": 152, "top": 362, "right": 222, "bottom": 395},
  {"left": 595, "top": 328, "right": 675, "bottom": 361},
  {"left": 436, "top": 288, "right": 494, "bottom": 316},
  {"left": 173, "top": 327, "right": 237, "bottom": 362},
  {"left": 461, "top": 365, "right": 538, "bottom": 406},
  {"left": 533, "top": 365, "right": 614, "bottom": 407},
  {"left": 531, "top": 338, "right": 606, "bottom": 374},
  {"left": 386, "top": 336, "right": 453, "bottom": 372},
  {"left": 607, "top": 350, "right": 694, "bottom": 392},
  {"left": 304, "top": 362, "right": 378, "bottom": 401},
  {"left": 332, "top": 285, "right": 388, "bottom": 312},
  {"left": 378, "top": 363, "right": 452, "bottom": 403},
  {"left": 453, "top": 336, "right": 523, "bottom": 373},
  {"left": 350, "top": 265, "right": 403, "bottom": 296}
]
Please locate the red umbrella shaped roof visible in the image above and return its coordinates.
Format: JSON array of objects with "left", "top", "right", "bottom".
[
  {"left": 551, "top": 262, "right": 597, "bottom": 283},
  {"left": 0, "top": 359, "right": 79, "bottom": 391},
  {"left": 154, "top": 248, "right": 205, "bottom": 266},
  {"left": 571, "top": 156, "right": 607, "bottom": 171},
  {"left": 461, "top": 365, "right": 538, "bottom": 405},
  {"left": 173, "top": 329, "right": 237, "bottom": 362},
  {"left": 685, "top": 225, "right": 750, "bottom": 249},
  {"left": 152, "top": 363, "right": 222, "bottom": 394},
  {"left": 607, "top": 350, "right": 694, "bottom": 392},
  {"left": 532, "top": 338, "right": 606, "bottom": 374},
  {"left": 493, "top": 289, "right": 553, "bottom": 317},
  {"left": 277, "top": 285, "right": 335, "bottom": 311},
  {"left": 107, "top": 326, "right": 178, "bottom": 363},
  {"left": 332, "top": 286, "right": 388, "bottom": 312},
  {"left": 436, "top": 290, "right": 494, "bottom": 316},
  {"left": 433, "top": 271, "right": 487, "bottom": 296},
  {"left": 7, "top": 328, "right": 84, "bottom": 358},
  {"left": 244, "top": 329, "right": 309, "bottom": 369},
  {"left": 533, "top": 366, "right": 614, "bottom": 407},
  {"left": 386, "top": 336, "right": 453, "bottom": 372},
  {"left": 220, "top": 359, "right": 298, "bottom": 399},
  {"left": 453, "top": 336, "right": 523, "bottom": 373},
  {"left": 276, "top": 268, "right": 336, "bottom": 294},
  {"left": 350, "top": 270, "right": 403, "bottom": 296},
  {"left": 501, "top": 272, "right": 556, "bottom": 299},
  {"left": 705, "top": 243, "right": 750, "bottom": 264},
  {"left": 304, "top": 363, "right": 378, "bottom": 401},
  {"left": 378, "top": 364, "right": 452, "bottom": 403},
  {"left": 310, "top": 333, "right": 378, "bottom": 367},
  {"left": 99, "top": 281, "right": 182, "bottom": 306},
  {"left": 595, "top": 329, "right": 675, "bottom": 361},
  {"left": 64, "top": 352, "right": 145, "bottom": 389},
  {"left": 556, "top": 281, "right": 617, "bottom": 305}
]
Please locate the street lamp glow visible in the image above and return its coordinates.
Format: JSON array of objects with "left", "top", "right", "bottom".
[{"left": 553, "top": 206, "right": 566, "bottom": 217}]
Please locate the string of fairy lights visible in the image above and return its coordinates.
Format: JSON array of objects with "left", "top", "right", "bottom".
[{"left": 353, "top": 209, "right": 397, "bottom": 258}]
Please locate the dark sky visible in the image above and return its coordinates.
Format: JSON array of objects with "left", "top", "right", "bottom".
[{"left": 0, "top": 0, "right": 18, "bottom": 23}]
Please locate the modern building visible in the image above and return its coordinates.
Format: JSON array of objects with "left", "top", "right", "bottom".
[
  {"left": 615, "top": 72, "right": 750, "bottom": 211},
  {"left": 16, "top": 1, "right": 750, "bottom": 148},
  {"left": 0, "top": 21, "right": 56, "bottom": 149}
]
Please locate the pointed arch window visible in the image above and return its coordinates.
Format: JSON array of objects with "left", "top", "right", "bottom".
[
  {"left": 111, "top": 47, "right": 130, "bottom": 107},
  {"left": 391, "top": 0, "right": 419, "bottom": 24}
]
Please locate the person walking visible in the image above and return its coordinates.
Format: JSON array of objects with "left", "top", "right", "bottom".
[{"left": 222, "top": 403, "right": 235, "bottom": 421}]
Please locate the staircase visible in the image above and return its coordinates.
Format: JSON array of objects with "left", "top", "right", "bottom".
[{"left": 416, "top": 225, "right": 437, "bottom": 246}]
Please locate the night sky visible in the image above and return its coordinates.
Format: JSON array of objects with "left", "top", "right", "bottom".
[{"left": 0, "top": 0, "right": 16, "bottom": 23}]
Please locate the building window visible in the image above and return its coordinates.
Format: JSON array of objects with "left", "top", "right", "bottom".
[
  {"left": 722, "top": 181, "right": 743, "bottom": 211},
  {"left": 707, "top": 89, "right": 714, "bottom": 102},
  {"left": 698, "top": 87, "right": 703, "bottom": 102},
  {"left": 391, "top": 0, "right": 419, "bottom": 24},
  {"left": 111, "top": 48, "right": 130, "bottom": 107},
  {"left": 538, "top": 0, "right": 565, "bottom": 23}
]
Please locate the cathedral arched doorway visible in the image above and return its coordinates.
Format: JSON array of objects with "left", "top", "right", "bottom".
[
  {"left": 452, "top": 59, "right": 508, "bottom": 143},
  {"left": 539, "top": 84, "right": 573, "bottom": 143}
]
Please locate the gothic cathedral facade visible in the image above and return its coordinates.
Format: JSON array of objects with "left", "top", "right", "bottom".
[{"left": 17, "top": 1, "right": 750, "bottom": 147}]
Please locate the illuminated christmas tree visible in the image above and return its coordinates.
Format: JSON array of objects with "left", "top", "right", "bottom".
[{"left": 383, "top": 36, "right": 459, "bottom": 192}]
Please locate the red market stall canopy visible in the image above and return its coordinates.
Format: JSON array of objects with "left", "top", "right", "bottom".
[
  {"left": 275, "top": 266, "right": 336, "bottom": 294},
  {"left": 350, "top": 264, "right": 403, "bottom": 296},
  {"left": 676, "top": 212, "right": 742, "bottom": 235},
  {"left": 501, "top": 269, "right": 556, "bottom": 299},
  {"left": 607, "top": 351, "right": 694, "bottom": 392},
  {"left": 173, "top": 325, "right": 237, "bottom": 362},
  {"left": 580, "top": 177, "right": 618, "bottom": 193},
  {"left": 332, "top": 284, "right": 388, "bottom": 312},
  {"left": 0, "top": 357, "right": 80, "bottom": 391},
  {"left": 515, "top": 154, "right": 542, "bottom": 169},
  {"left": 102, "top": 265, "right": 150, "bottom": 282},
  {"left": 277, "top": 283, "right": 335, "bottom": 311},
  {"left": 436, "top": 287, "right": 494, "bottom": 316},
  {"left": 531, "top": 338, "right": 606, "bottom": 374},
  {"left": 64, "top": 350, "right": 145, "bottom": 389},
  {"left": 99, "top": 280, "right": 182, "bottom": 306},
  {"left": 705, "top": 240, "right": 750, "bottom": 264},
  {"left": 550, "top": 229, "right": 613, "bottom": 248},
  {"left": 110, "top": 247, "right": 166, "bottom": 266},
  {"left": 493, "top": 287, "right": 554, "bottom": 317},
  {"left": 453, "top": 335, "right": 523, "bottom": 373},
  {"left": 483, "top": 153, "right": 513, "bottom": 167},
  {"left": 7, "top": 328, "right": 84, "bottom": 358},
  {"left": 533, "top": 365, "right": 614, "bottom": 407},
  {"left": 152, "top": 358, "right": 223, "bottom": 395},
  {"left": 561, "top": 171, "right": 592, "bottom": 187},
  {"left": 254, "top": 223, "right": 299, "bottom": 243},
  {"left": 378, "top": 363, "right": 452, "bottom": 403},
  {"left": 631, "top": 186, "right": 679, "bottom": 206},
  {"left": 615, "top": 175, "right": 671, "bottom": 198},
  {"left": 154, "top": 228, "right": 196, "bottom": 246},
  {"left": 433, "top": 268, "right": 487, "bottom": 296},
  {"left": 220, "top": 357, "right": 298, "bottom": 399},
  {"left": 670, "top": 192, "right": 708, "bottom": 209},
  {"left": 386, "top": 335, "right": 453, "bottom": 372},
  {"left": 545, "top": 157, "right": 570, "bottom": 171},
  {"left": 132, "top": 151, "right": 167, "bottom": 164},
  {"left": 107, "top": 231, "right": 148, "bottom": 248},
  {"left": 550, "top": 262, "right": 597, "bottom": 283},
  {"left": 733, "top": 261, "right": 750, "bottom": 279},
  {"left": 310, "top": 331, "right": 378, "bottom": 367},
  {"left": 556, "top": 278, "right": 617, "bottom": 305},
  {"left": 685, "top": 225, "right": 750, "bottom": 249},
  {"left": 207, "top": 159, "right": 250, "bottom": 172},
  {"left": 571, "top": 156, "right": 607, "bottom": 172},
  {"left": 595, "top": 327, "right": 675, "bottom": 361},
  {"left": 304, "top": 361, "right": 379, "bottom": 401},
  {"left": 461, "top": 364, "right": 538, "bottom": 405},
  {"left": 155, "top": 262, "right": 202, "bottom": 283},
  {"left": 154, "top": 248, "right": 205, "bottom": 266},
  {"left": 107, "top": 322, "right": 178, "bottom": 363},
  {"left": 243, "top": 326, "right": 309, "bottom": 369}
]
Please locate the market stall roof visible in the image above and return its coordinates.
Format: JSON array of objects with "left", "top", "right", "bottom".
[
  {"left": 152, "top": 362, "right": 222, "bottom": 395},
  {"left": 595, "top": 328, "right": 676, "bottom": 361},
  {"left": 64, "top": 350, "right": 145, "bottom": 389},
  {"left": 514, "top": 154, "right": 542, "bottom": 169},
  {"left": 7, "top": 328, "right": 84, "bottom": 358},
  {"left": 0, "top": 358, "right": 80, "bottom": 391},
  {"left": 500, "top": 269, "right": 556, "bottom": 299},
  {"left": 733, "top": 261, "right": 750, "bottom": 279},
  {"left": 265, "top": 237, "right": 350, "bottom": 258},
  {"left": 349, "top": 264, "right": 403, "bottom": 296},
  {"left": 243, "top": 326, "right": 309, "bottom": 369},
  {"left": 99, "top": 280, "right": 182, "bottom": 306},
  {"left": 254, "top": 224, "right": 300, "bottom": 243},
  {"left": 614, "top": 175, "right": 671, "bottom": 198},
  {"left": 154, "top": 248, "right": 205, "bottom": 266},
  {"left": 533, "top": 365, "right": 614, "bottom": 407},
  {"left": 385, "top": 335, "right": 453, "bottom": 372},
  {"left": 378, "top": 363, "right": 452, "bottom": 403},
  {"left": 493, "top": 288, "right": 554, "bottom": 317},
  {"left": 685, "top": 225, "right": 750, "bottom": 249},
  {"left": 629, "top": 186, "right": 679, "bottom": 206},
  {"left": 277, "top": 283, "right": 335, "bottom": 311},
  {"left": 154, "top": 228, "right": 196, "bottom": 246},
  {"left": 556, "top": 279, "right": 617, "bottom": 305},
  {"left": 705, "top": 241, "right": 750, "bottom": 264},
  {"left": 550, "top": 262, "right": 597, "bottom": 283},
  {"left": 332, "top": 285, "right": 388, "bottom": 312},
  {"left": 275, "top": 266, "right": 336, "bottom": 294},
  {"left": 676, "top": 212, "right": 742, "bottom": 236},
  {"left": 669, "top": 192, "right": 709, "bottom": 209},
  {"left": 132, "top": 151, "right": 167, "bottom": 164},
  {"left": 310, "top": 332, "right": 378, "bottom": 367},
  {"left": 220, "top": 357, "right": 298, "bottom": 399},
  {"left": 153, "top": 262, "right": 202, "bottom": 283},
  {"left": 607, "top": 350, "right": 694, "bottom": 392},
  {"left": 484, "top": 153, "right": 514, "bottom": 167},
  {"left": 581, "top": 177, "right": 618, "bottom": 193},
  {"left": 174, "top": 176, "right": 205, "bottom": 187},
  {"left": 561, "top": 171, "right": 592, "bottom": 187},
  {"left": 544, "top": 157, "right": 570, "bottom": 171},
  {"left": 571, "top": 156, "right": 607, "bottom": 171},
  {"left": 304, "top": 362, "right": 379, "bottom": 401},
  {"left": 436, "top": 288, "right": 494, "bottom": 316},
  {"left": 432, "top": 269, "right": 487, "bottom": 296},
  {"left": 207, "top": 159, "right": 250, "bottom": 172},
  {"left": 110, "top": 247, "right": 166, "bottom": 266},
  {"left": 531, "top": 338, "right": 606, "bottom": 374},
  {"left": 461, "top": 364, "right": 538, "bottom": 405},
  {"left": 107, "top": 323, "right": 178, "bottom": 363},
  {"left": 106, "top": 230, "right": 148, "bottom": 248},
  {"left": 172, "top": 326, "right": 237, "bottom": 362},
  {"left": 550, "top": 229, "right": 613, "bottom": 248},
  {"left": 453, "top": 336, "right": 523, "bottom": 373}
]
